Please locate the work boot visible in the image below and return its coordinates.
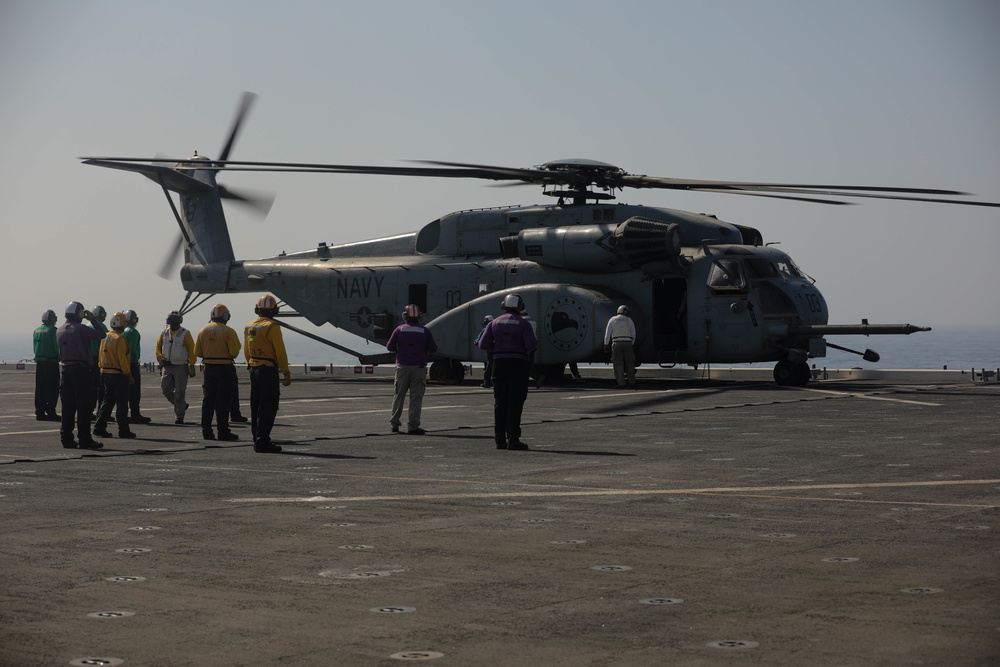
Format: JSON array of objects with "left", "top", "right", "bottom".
[
  {"left": 507, "top": 440, "right": 529, "bottom": 451},
  {"left": 407, "top": 428, "right": 426, "bottom": 435},
  {"left": 129, "top": 415, "right": 152, "bottom": 424},
  {"left": 118, "top": 431, "right": 137, "bottom": 439},
  {"left": 203, "top": 431, "right": 216, "bottom": 440},
  {"left": 218, "top": 432, "right": 239, "bottom": 442},
  {"left": 79, "top": 440, "right": 104, "bottom": 450},
  {"left": 230, "top": 414, "right": 249, "bottom": 423},
  {"left": 93, "top": 427, "right": 113, "bottom": 438},
  {"left": 254, "top": 443, "right": 282, "bottom": 453}
]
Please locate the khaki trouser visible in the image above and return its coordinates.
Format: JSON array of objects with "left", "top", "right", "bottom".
[
  {"left": 611, "top": 341, "right": 636, "bottom": 386},
  {"left": 160, "top": 364, "right": 190, "bottom": 418},
  {"left": 390, "top": 366, "right": 427, "bottom": 431}
]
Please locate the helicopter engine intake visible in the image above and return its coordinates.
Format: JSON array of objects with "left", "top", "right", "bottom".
[{"left": 499, "top": 216, "right": 681, "bottom": 273}]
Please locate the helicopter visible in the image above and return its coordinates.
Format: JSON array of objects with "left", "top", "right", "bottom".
[{"left": 82, "top": 94, "right": 1000, "bottom": 386}]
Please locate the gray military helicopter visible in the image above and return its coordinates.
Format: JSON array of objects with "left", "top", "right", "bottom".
[{"left": 82, "top": 94, "right": 1000, "bottom": 386}]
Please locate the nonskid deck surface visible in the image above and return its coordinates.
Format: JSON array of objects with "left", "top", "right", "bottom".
[{"left": 1, "top": 370, "right": 998, "bottom": 666}]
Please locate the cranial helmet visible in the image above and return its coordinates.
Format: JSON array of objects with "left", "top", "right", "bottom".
[
  {"left": 502, "top": 293, "right": 524, "bottom": 312},
  {"left": 91, "top": 305, "right": 107, "bottom": 321},
  {"left": 210, "top": 304, "right": 231, "bottom": 323},
  {"left": 124, "top": 309, "right": 138, "bottom": 327},
  {"left": 65, "top": 301, "right": 85, "bottom": 321},
  {"left": 402, "top": 304, "right": 421, "bottom": 320},
  {"left": 617, "top": 305, "right": 629, "bottom": 316},
  {"left": 110, "top": 311, "right": 128, "bottom": 330},
  {"left": 41, "top": 309, "right": 57, "bottom": 325},
  {"left": 255, "top": 294, "right": 279, "bottom": 316},
  {"left": 166, "top": 310, "right": 183, "bottom": 327},
  {"left": 482, "top": 315, "right": 494, "bottom": 325}
]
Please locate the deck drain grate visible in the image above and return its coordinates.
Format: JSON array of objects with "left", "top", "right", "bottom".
[
  {"left": 901, "top": 587, "right": 943, "bottom": 595},
  {"left": 87, "top": 611, "right": 135, "bottom": 619},
  {"left": 551, "top": 540, "right": 587, "bottom": 545},
  {"left": 136, "top": 508, "right": 167, "bottom": 512},
  {"left": 106, "top": 576, "right": 146, "bottom": 582},
  {"left": 390, "top": 651, "right": 444, "bottom": 661},
  {"left": 822, "top": 557, "right": 858, "bottom": 563},
  {"left": 129, "top": 526, "right": 161, "bottom": 531},
  {"left": 116, "top": 548, "right": 151, "bottom": 554},
  {"left": 339, "top": 544, "right": 374, "bottom": 550},
  {"left": 371, "top": 606, "right": 416, "bottom": 613},
  {"left": 592, "top": 565, "right": 632, "bottom": 572},
  {"left": 707, "top": 640, "right": 758, "bottom": 649},
  {"left": 761, "top": 533, "right": 796, "bottom": 538},
  {"left": 640, "top": 598, "right": 683, "bottom": 605},
  {"left": 69, "top": 658, "right": 124, "bottom": 666}
]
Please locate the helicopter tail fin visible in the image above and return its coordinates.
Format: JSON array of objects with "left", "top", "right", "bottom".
[{"left": 83, "top": 158, "right": 237, "bottom": 269}]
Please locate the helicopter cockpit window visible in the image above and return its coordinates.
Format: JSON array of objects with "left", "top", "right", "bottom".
[
  {"left": 774, "top": 258, "right": 803, "bottom": 279},
  {"left": 743, "top": 258, "right": 779, "bottom": 280},
  {"left": 708, "top": 259, "right": 746, "bottom": 292}
]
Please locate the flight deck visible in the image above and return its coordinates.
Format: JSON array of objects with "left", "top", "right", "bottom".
[{"left": 1, "top": 369, "right": 997, "bottom": 666}]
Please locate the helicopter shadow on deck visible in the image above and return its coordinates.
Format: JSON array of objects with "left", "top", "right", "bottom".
[
  {"left": 422, "top": 431, "right": 635, "bottom": 457},
  {"left": 579, "top": 382, "right": 757, "bottom": 415},
  {"left": 275, "top": 450, "right": 377, "bottom": 460}
]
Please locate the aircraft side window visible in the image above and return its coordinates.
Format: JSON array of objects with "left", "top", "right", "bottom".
[{"left": 708, "top": 259, "right": 746, "bottom": 292}]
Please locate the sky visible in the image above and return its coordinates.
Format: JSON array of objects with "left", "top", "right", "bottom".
[{"left": 2, "top": 0, "right": 998, "bottom": 362}]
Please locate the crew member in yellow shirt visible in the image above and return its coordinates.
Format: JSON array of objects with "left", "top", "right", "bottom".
[
  {"left": 243, "top": 295, "right": 290, "bottom": 453},
  {"left": 195, "top": 304, "right": 242, "bottom": 442},
  {"left": 94, "top": 311, "right": 136, "bottom": 439}
]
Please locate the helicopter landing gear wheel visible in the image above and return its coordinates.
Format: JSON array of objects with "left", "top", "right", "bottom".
[
  {"left": 795, "top": 362, "right": 811, "bottom": 386},
  {"left": 773, "top": 359, "right": 802, "bottom": 386},
  {"left": 429, "top": 359, "right": 465, "bottom": 385}
]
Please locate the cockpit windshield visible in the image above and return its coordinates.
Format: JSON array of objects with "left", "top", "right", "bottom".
[
  {"left": 743, "top": 258, "right": 779, "bottom": 279},
  {"left": 774, "top": 258, "right": 802, "bottom": 279}
]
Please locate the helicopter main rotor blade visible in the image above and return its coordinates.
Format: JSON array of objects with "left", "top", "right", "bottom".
[{"left": 79, "top": 155, "right": 1000, "bottom": 207}]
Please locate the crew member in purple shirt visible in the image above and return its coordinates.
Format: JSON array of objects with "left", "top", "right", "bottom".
[
  {"left": 386, "top": 305, "right": 437, "bottom": 435},
  {"left": 478, "top": 293, "right": 538, "bottom": 450},
  {"left": 57, "top": 301, "right": 107, "bottom": 449}
]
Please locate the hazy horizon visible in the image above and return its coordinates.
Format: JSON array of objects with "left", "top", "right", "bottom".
[{"left": 3, "top": 2, "right": 999, "bottom": 351}]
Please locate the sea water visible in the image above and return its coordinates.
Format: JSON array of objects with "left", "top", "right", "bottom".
[{"left": 3, "top": 326, "right": 996, "bottom": 371}]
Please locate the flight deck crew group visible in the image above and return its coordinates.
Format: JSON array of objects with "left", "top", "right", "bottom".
[{"left": 38, "top": 291, "right": 630, "bottom": 453}]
